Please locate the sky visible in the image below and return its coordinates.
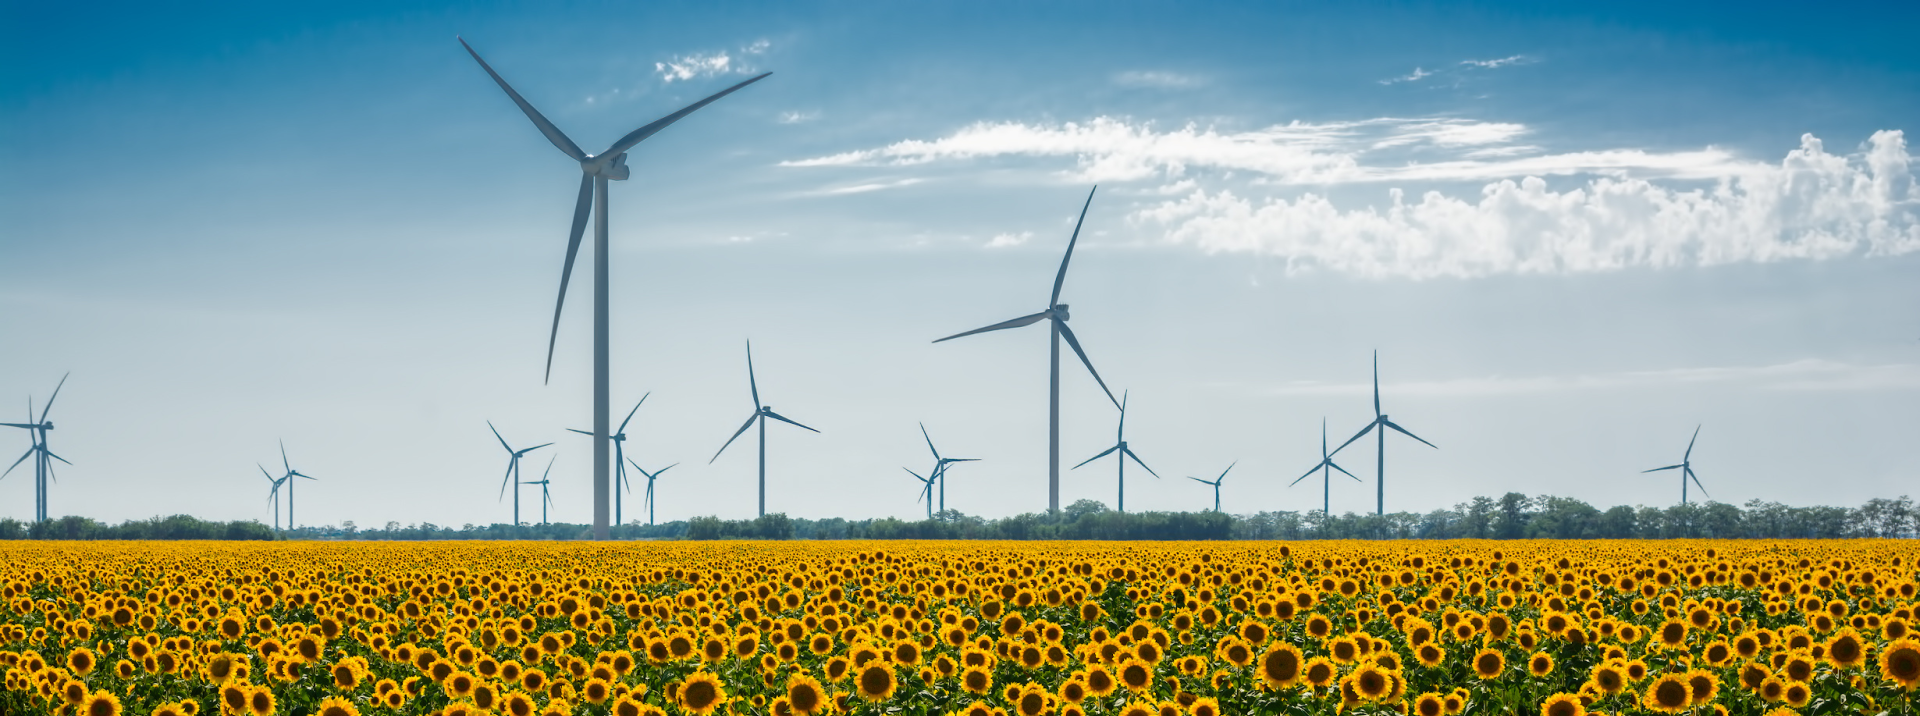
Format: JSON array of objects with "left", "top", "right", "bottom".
[{"left": 2, "top": 0, "right": 1916, "bottom": 529}]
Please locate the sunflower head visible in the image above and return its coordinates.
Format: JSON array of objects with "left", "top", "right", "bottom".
[
  {"left": 1881, "top": 638, "right": 1920, "bottom": 689},
  {"left": 856, "top": 663, "right": 897, "bottom": 702},
  {"left": 1258, "top": 643, "right": 1303, "bottom": 689},
  {"left": 1540, "top": 692, "right": 1583, "bottom": 716},
  {"left": 677, "top": 671, "right": 729, "bottom": 715},
  {"left": 1643, "top": 674, "right": 1692, "bottom": 714}
]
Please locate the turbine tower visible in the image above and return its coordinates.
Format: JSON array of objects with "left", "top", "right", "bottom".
[
  {"left": 904, "top": 467, "right": 936, "bottom": 519},
  {"left": 258, "top": 465, "right": 287, "bottom": 532},
  {"left": 570, "top": 394, "right": 647, "bottom": 525},
  {"left": 625, "top": 458, "right": 677, "bottom": 526},
  {"left": 710, "top": 341, "right": 819, "bottom": 517},
  {"left": 275, "top": 441, "right": 317, "bottom": 530},
  {"left": 489, "top": 422, "right": 552, "bottom": 526},
  {"left": 919, "top": 423, "right": 978, "bottom": 514},
  {"left": 1642, "top": 425, "right": 1709, "bottom": 505},
  {"left": 933, "top": 187, "right": 1120, "bottom": 515},
  {"left": 3, "top": 373, "right": 70, "bottom": 522},
  {"left": 1071, "top": 390, "right": 1156, "bottom": 513},
  {"left": 1333, "top": 351, "right": 1436, "bottom": 515},
  {"left": 459, "top": 37, "right": 770, "bottom": 540},
  {"left": 1291, "top": 418, "right": 1360, "bottom": 515},
  {"left": 1187, "top": 461, "right": 1235, "bottom": 513}
]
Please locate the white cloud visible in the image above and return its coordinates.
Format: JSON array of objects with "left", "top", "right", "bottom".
[
  {"left": 1256, "top": 359, "right": 1920, "bottom": 398},
  {"left": 803, "top": 178, "right": 926, "bottom": 197},
  {"left": 1461, "top": 55, "right": 1529, "bottom": 69},
  {"left": 654, "top": 40, "right": 771, "bottom": 83},
  {"left": 778, "top": 111, "right": 819, "bottom": 125},
  {"left": 1380, "top": 67, "right": 1435, "bottom": 85},
  {"left": 1141, "top": 131, "right": 1918, "bottom": 277},
  {"left": 1383, "top": 55, "right": 1532, "bottom": 86},
  {"left": 1114, "top": 71, "right": 1204, "bottom": 89},
  {"left": 986, "top": 231, "right": 1033, "bottom": 248}
]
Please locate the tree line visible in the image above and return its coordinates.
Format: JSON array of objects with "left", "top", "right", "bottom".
[{"left": 0, "top": 514, "right": 277, "bottom": 540}]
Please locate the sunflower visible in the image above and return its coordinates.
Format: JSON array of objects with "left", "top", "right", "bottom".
[
  {"left": 1215, "top": 638, "right": 1253, "bottom": 668},
  {"left": 1738, "top": 661, "right": 1771, "bottom": 692},
  {"left": 1783, "top": 680, "right": 1811, "bottom": 708},
  {"left": 1303, "top": 657, "right": 1338, "bottom": 688},
  {"left": 66, "top": 647, "right": 97, "bottom": 676},
  {"left": 1472, "top": 649, "right": 1504, "bottom": 679},
  {"left": 1119, "top": 659, "right": 1156, "bottom": 692},
  {"left": 1116, "top": 704, "right": 1156, "bottom": 716},
  {"left": 1881, "top": 638, "right": 1920, "bottom": 689},
  {"left": 1657, "top": 621, "right": 1688, "bottom": 649},
  {"left": 1643, "top": 674, "right": 1692, "bottom": 714},
  {"left": 679, "top": 668, "right": 729, "bottom": 714},
  {"left": 1412, "top": 692, "right": 1446, "bottom": 716},
  {"left": 504, "top": 692, "right": 540, "bottom": 716},
  {"left": 314, "top": 697, "right": 360, "bottom": 716},
  {"left": 1258, "top": 643, "right": 1304, "bottom": 689},
  {"left": 1058, "top": 678, "right": 1087, "bottom": 704},
  {"left": 787, "top": 673, "right": 827, "bottom": 715},
  {"left": 1014, "top": 685, "right": 1050, "bottom": 716},
  {"left": 1525, "top": 651, "right": 1554, "bottom": 678},
  {"left": 856, "top": 663, "right": 897, "bottom": 702},
  {"left": 247, "top": 686, "right": 275, "bottom": 716},
  {"left": 79, "top": 690, "right": 121, "bottom": 716},
  {"left": 1083, "top": 665, "right": 1117, "bottom": 697},
  {"left": 1415, "top": 642, "right": 1446, "bottom": 667},
  {"left": 1826, "top": 628, "right": 1867, "bottom": 669},
  {"left": 1349, "top": 665, "right": 1393, "bottom": 702},
  {"left": 1686, "top": 669, "right": 1719, "bottom": 706},
  {"left": 1590, "top": 662, "right": 1626, "bottom": 694},
  {"left": 1759, "top": 675, "right": 1787, "bottom": 702},
  {"left": 962, "top": 665, "right": 994, "bottom": 695},
  {"left": 1539, "top": 693, "right": 1583, "bottom": 716}
]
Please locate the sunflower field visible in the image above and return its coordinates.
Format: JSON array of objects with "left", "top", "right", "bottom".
[{"left": 1, "top": 540, "right": 1917, "bottom": 716}]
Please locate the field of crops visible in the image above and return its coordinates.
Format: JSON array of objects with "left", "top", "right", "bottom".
[{"left": 1, "top": 540, "right": 1916, "bottom": 716}]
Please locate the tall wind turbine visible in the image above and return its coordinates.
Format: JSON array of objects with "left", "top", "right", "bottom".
[
  {"left": 258, "top": 465, "right": 287, "bottom": 532},
  {"left": 1187, "top": 461, "right": 1235, "bottom": 513},
  {"left": 932, "top": 187, "right": 1121, "bottom": 514},
  {"left": 3, "top": 373, "right": 70, "bottom": 522},
  {"left": 1291, "top": 419, "right": 1360, "bottom": 515},
  {"left": 904, "top": 467, "right": 936, "bottom": 519},
  {"left": 710, "top": 341, "right": 819, "bottom": 517},
  {"left": 570, "top": 393, "right": 647, "bottom": 525},
  {"left": 489, "top": 421, "right": 551, "bottom": 526},
  {"left": 459, "top": 37, "right": 770, "bottom": 540},
  {"left": 919, "top": 423, "right": 978, "bottom": 514},
  {"left": 1071, "top": 390, "right": 1156, "bottom": 513},
  {"left": 1642, "top": 425, "right": 1709, "bottom": 505},
  {"left": 1333, "top": 351, "right": 1436, "bottom": 515},
  {"left": 275, "top": 441, "right": 317, "bottom": 530},
  {"left": 522, "top": 456, "right": 557, "bottom": 525},
  {"left": 625, "top": 458, "right": 677, "bottom": 526}
]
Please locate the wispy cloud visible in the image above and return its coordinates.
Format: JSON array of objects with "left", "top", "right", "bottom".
[
  {"left": 655, "top": 39, "right": 771, "bottom": 83},
  {"left": 1380, "top": 67, "right": 1435, "bottom": 85},
  {"left": 778, "top": 111, "right": 819, "bottom": 125},
  {"left": 1382, "top": 54, "right": 1534, "bottom": 85},
  {"left": 1256, "top": 359, "right": 1920, "bottom": 397},
  {"left": 1461, "top": 55, "right": 1529, "bottom": 69},
  {"left": 802, "top": 178, "right": 926, "bottom": 197},
  {"left": 1113, "top": 70, "right": 1205, "bottom": 89},
  {"left": 986, "top": 231, "right": 1033, "bottom": 248}
]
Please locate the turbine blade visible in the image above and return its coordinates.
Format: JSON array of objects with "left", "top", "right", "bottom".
[
  {"left": 4, "top": 447, "right": 35, "bottom": 478},
  {"left": 566, "top": 428, "right": 592, "bottom": 436},
  {"left": 600, "top": 72, "right": 772, "bottom": 159},
  {"left": 1372, "top": 350, "right": 1382, "bottom": 418},
  {"left": 1685, "top": 424, "right": 1701, "bottom": 461},
  {"left": 1383, "top": 420, "right": 1437, "bottom": 449},
  {"left": 1117, "top": 390, "right": 1129, "bottom": 437},
  {"left": 1289, "top": 463, "right": 1322, "bottom": 487},
  {"left": 457, "top": 37, "right": 588, "bottom": 161},
  {"left": 0, "top": 423, "right": 34, "bottom": 429},
  {"left": 1056, "top": 321, "right": 1119, "bottom": 409},
  {"left": 931, "top": 311, "right": 1049, "bottom": 343},
  {"left": 654, "top": 463, "right": 678, "bottom": 477},
  {"left": 280, "top": 439, "right": 291, "bottom": 475},
  {"left": 1332, "top": 422, "right": 1376, "bottom": 454},
  {"left": 524, "top": 442, "right": 554, "bottom": 453},
  {"left": 710, "top": 413, "right": 760, "bottom": 463},
  {"left": 617, "top": 393, "right": 650, "bottom": 434},
  {"left": 46, "top": 450, "right": 70, "bottom": 466},
  {"left": 1330, "top": 461, "right": 1362, "bottom": 482},
  {"left": 1186, "top": 476, "right": 1210, "bottom": 485},
  {"left": 488, "top": 421, "right": 514, "bottom": 453},
  {"left": 544, "top": 173, "right": 594, "bottom": 384},
  {"left": 1049, "top": 187, "right": 1097, "bottom": 306},
  {"left": 542, "top": 454, "right": 556, "bottom": 480},
  {"left": 1123, "top": 447, "right": 1159, "bottom": 478},
  {"left": 1687, "top": 466, "right": 1709, "bottom": 498},
  {"left": 746, "top": 340, "right": 759, "bottom": 408},
  {"left": 39, "top": 372, "right": 68, "bottom": 422},
  {"left": 762, "top": 410, "right": 819, "bottom": 433},
  {"left": 1072, "top": 445, "right": 1119, "bottom": 470},
  {"left": 903, "top": 467, "right": 926, "bottom": 481},
  {"left": 920, "top": 422, "right": 940, "bottom": 461},
  {"left": 1218, "top": 461, "right": 1236, "bottom": 482},
  {"left": 1642, "top": 465, "right": 1684, "bottom": 473}
]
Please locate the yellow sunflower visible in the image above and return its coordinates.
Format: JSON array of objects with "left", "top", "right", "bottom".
[
  {"left": 1539, "top": 693, "right": 1583, "bottom": 716},
  {"left": 856, "top": 663, "right": 898, "bottom": 702},
  {"left": 1881, "top": 638, "right": 1920, "bottom": 689},
  {"left": 677, "top": 671, "right": 729, "bottom": 715},
  {"left": 1258, "top": 643, "right": 1304, "bottom": 689},
  {"left": 1642, "top": 674, "right": 1692, "bottom": 714},
  {"left": 787, "top": 673, "right": 827, "bottom": 715}
]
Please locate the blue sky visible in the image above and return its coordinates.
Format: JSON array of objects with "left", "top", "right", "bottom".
[{"left": 3, "top": 0, "right": 1916, "bottom": 528}]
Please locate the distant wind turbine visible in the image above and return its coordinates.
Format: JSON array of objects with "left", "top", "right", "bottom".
[
  {"left": 522, "top": 456, "right": 557, "bottom": 525},
  {"left": 1187, "top": 461, "right": 1235, "bottom": 513},
  {"left": 459, "top": 37, "right": 770, "bottom": 540},
  {"left": 710, "top": 341, "right": 820, "bottom": 517},
  {"left": 1642, "top": 425, "right": 1709, "bottom": 505},
  {"left": 919, "top": 423, "right": 978, "bottom": 514},
  {"left": 489, "top": 422, "right": 552, "bottom": 526},
  {"left": 3, "top": 373, "right": 70, "bottom": 523},
  {"left": 1333, "top": 351, "right": 1436, "bottom": 515},
  {"left": 275, "top": 441, "right": 317, "bottom": 530},
  {"left": 1290, "top": 418, "right": 1361, "bottom": 515},
  {"left": 933, "top": 187, "right": 1121, "bottom": 514},
  {"left": 1072, "top": 390, "right": 1157, "bottom": 513},
  {"left": 258, "top": 465, "right": 287, "bottom": 532},
  {"left": 570, "top": 393, "right": 647, "bottom": 525},
  {"left": 624, "top": 457, "right": 677, "bottom": 526},
  {"left": 904, "top": 467, "right": 936, "bottom": 519}
]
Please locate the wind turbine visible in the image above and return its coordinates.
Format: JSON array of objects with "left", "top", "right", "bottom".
[
  {"left": 1071, "top": 390, "right": 1156, "bottom": 513},
  {"left": 710, "top": 341, "right": 819, "bottom": 517},
  {"left": 257, "top": 465, "right": 287, "bottom": 532},
  {"left": 3, "top": 373, "right": 70, "bottom": 522},
  {"left": 459, "top": 37, "right": 770, "bottom": 541},
  {"left": 1291, "top": 419, "right": 1360, "bottom": 515},
  {"left": 570, "top": 394, "right": 647, "bottom": 525},
  {"left": 1333, "top": 351, "right": 1436, "bottom": 515},
  {"left": 275, "top": 441, "right": 317, "bottom": 530},
  {"left": 1642, "top": 425, "right": 1709, "bottom": 505},
  {"left": 625, "top": 457, "right": 677, "bottom": 526},
  {"left": 904, "top": 467, "right": 936, "bottom": 520},
  {"left": 489, "top": 421, "right": 551, "bottom": 526},
  {"left": 919, "top": 423, "right": 978, "bottom": 514},
  {"left": 1187, "top": 462, "right": 1235, "bottom": 513},
  {"left": 522, "top": 456, "right": 557, "bottom": 525},
  {"left": 932, "top": 187, "right": 1121, "bottom": 514}
]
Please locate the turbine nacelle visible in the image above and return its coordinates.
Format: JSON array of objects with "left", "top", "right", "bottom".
[
  {"left": 583, "top": 152, "right": 631, "bottom": 180},
  {"left": 1051, "top": 304, "right": 1071, "bottom": 321}
]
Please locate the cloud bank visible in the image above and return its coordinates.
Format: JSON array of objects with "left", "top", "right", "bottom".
[{"left": 785, "top": 117, "right": 1917, "bottom": 277}]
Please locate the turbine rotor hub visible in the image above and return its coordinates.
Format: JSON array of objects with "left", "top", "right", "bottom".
[
  {"left": 1053, "top": 304, "right": 1071, "bottom": 321},
  {"left": 583, "top": 152, "right": 632, "bottom": 181}
]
